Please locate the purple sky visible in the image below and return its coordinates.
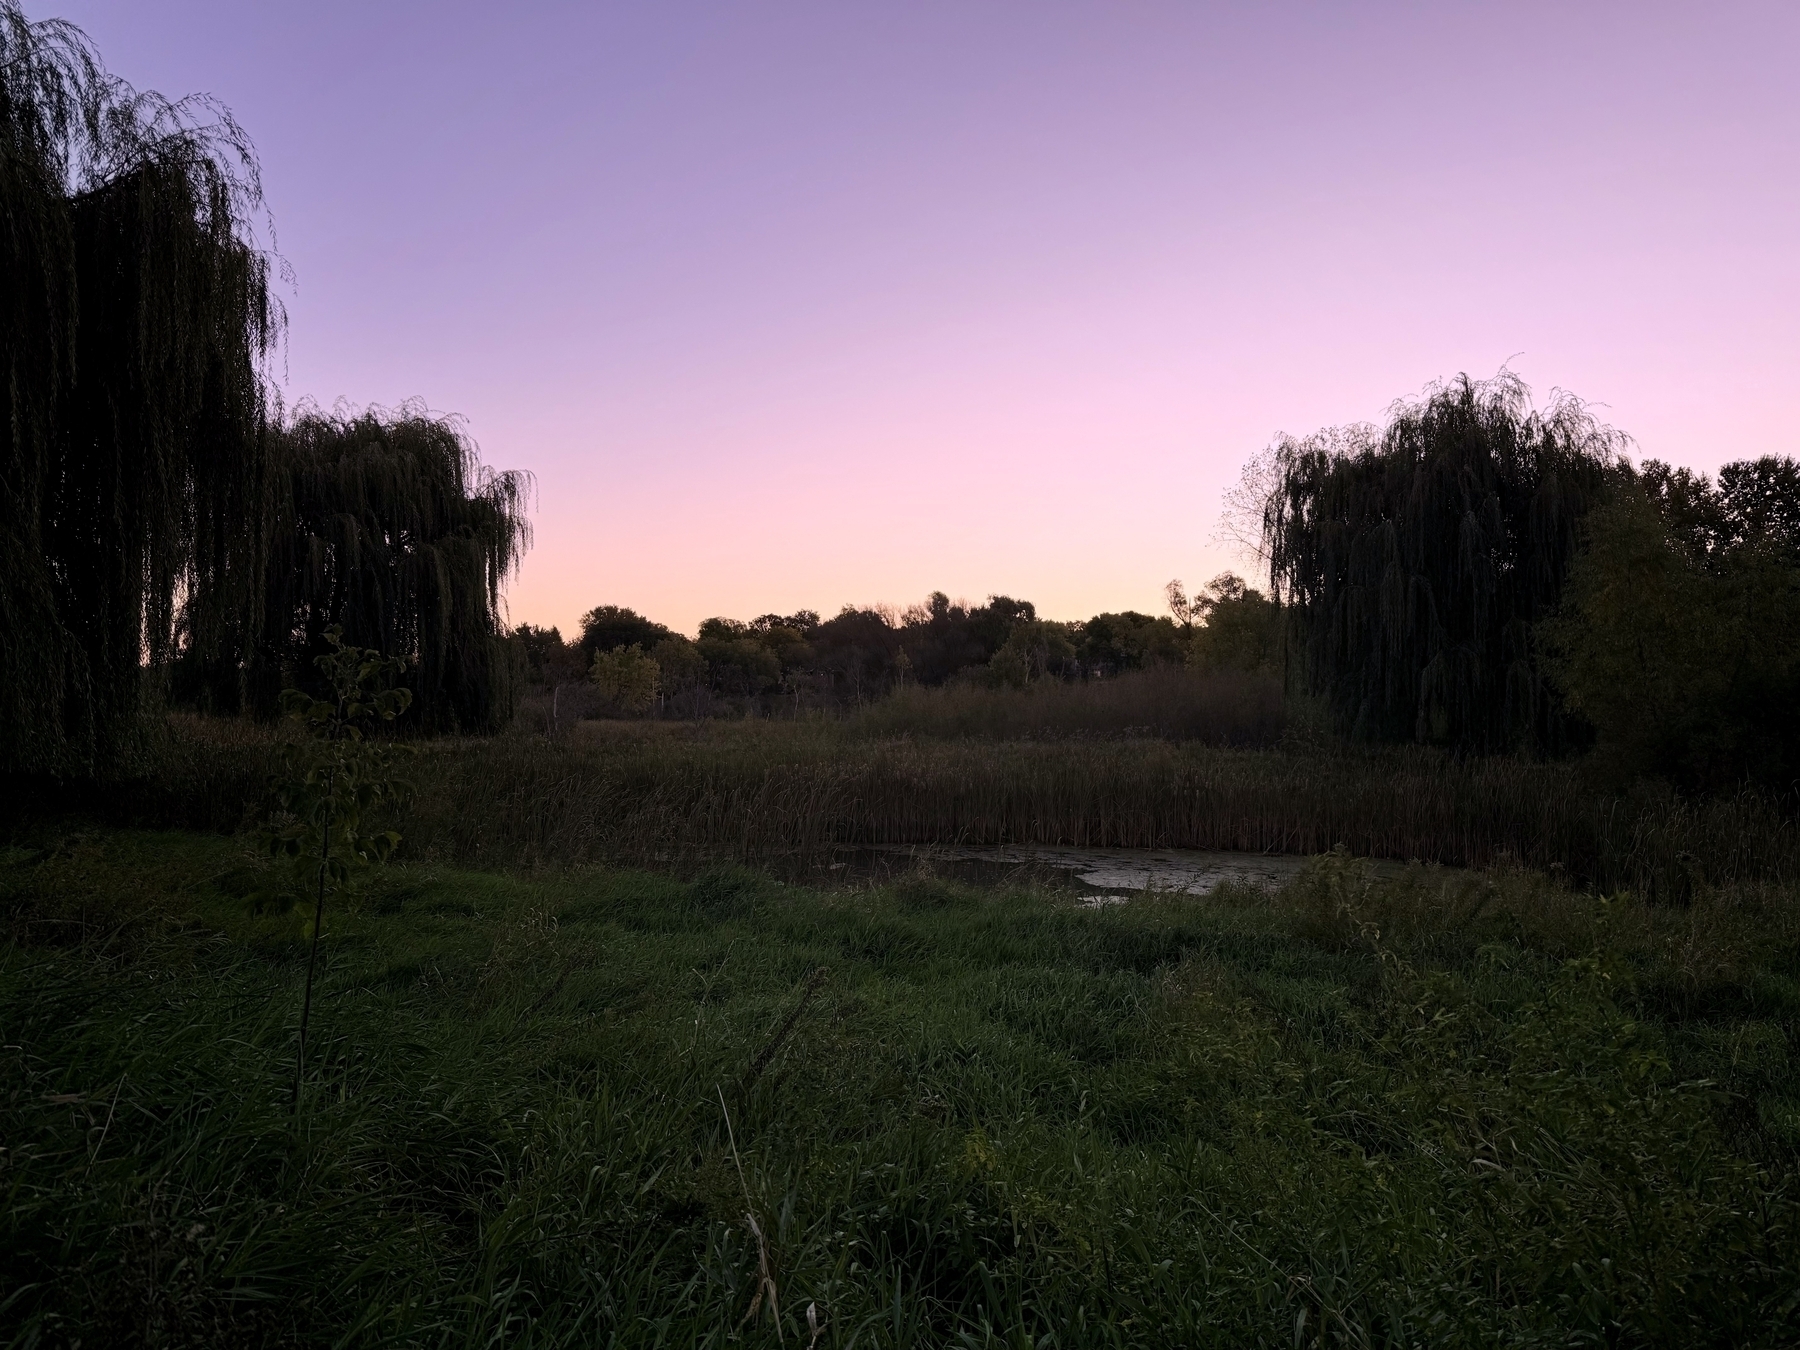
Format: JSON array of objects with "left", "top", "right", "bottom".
[{"left": 46, "top": 1, "right": 1800, "bottom": 635}]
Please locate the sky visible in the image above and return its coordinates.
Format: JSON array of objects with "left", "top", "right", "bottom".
[{"left": 43, "top": 1, "right": 1800, "bottom": 636}]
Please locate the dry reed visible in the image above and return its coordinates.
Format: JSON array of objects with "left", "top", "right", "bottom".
[{"left": 27, "top": 713, "right": 1795, "bottom": 898}]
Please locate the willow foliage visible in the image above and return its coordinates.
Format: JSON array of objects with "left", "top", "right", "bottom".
[
  {"left": 0, "top": 7, "right": 83, "bottom": 774},
  {"left": 254, "top": 403, "right": 532, "bottom": 734},
  {"left": 1263, "top": 372, "right": 1626, "bottom": 752},
  {"left": 5, "top": 5, "right": 533, "bottom": 766},
  {"left": 2, "top": 1, "right": 277, "bottom": 773}
]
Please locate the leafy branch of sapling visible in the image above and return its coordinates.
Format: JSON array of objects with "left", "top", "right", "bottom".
[{"left": 254, "top": 626, "right": 413, "bottom": 1109}]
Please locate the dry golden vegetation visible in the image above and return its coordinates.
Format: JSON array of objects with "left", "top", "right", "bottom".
[{"left": 35, "top": 710, "right": 1797, "bottom": 900}]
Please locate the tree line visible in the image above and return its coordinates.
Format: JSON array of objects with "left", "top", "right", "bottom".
[
  {"left": 530, "top": 365, "right": 1800, "bottom": 797},
  {"left": 1259, "top": 371, "right": 1800, "bottom": 789},
  {"left": 1, "top": 6, "right": 527, "bottom": 776},
  {"left": 516, "top": 577, "right": 1281, "bottom": 718}
]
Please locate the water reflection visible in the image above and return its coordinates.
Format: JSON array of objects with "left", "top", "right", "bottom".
[{"left": 833, "top": 844, "right": 1312, "bottom": 898}]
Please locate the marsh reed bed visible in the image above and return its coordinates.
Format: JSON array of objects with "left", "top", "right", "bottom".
[
  {"left": 844, "top": 667, "right": 1287, "bottom": 744},
  {"left": 70, "top": 713, "right": 1791, "bottom": 898}
]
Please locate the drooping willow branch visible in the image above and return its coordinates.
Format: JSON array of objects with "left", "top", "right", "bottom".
[
  {"left": 249, "top": 402, "right": 533, "bottom": 734},
  {"left": 2, "top": 0, "right": 281, "bottom": 773},
  {"left": 4, "top": 3, "right": 530, "bottom": 766},
  {"left": 1258, "top": 371, "right": 1628, "bottom": 753}
]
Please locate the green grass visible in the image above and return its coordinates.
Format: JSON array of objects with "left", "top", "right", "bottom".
[{"left": 5, "top": 828, "right": 1799, "bottom": 1345}]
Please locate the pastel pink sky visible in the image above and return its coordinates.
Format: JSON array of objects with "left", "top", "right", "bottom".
[{"left": 47, "top": 1, "right": 1800, "bottom": 636}]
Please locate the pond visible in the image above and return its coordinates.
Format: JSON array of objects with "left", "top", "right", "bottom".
[{"left": 826, "top": 843, "right": 1314, "bottom": 904}]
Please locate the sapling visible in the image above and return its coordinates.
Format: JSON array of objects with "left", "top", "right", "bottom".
[{"left": 257, "top": 627, "right": 412, "bottom": 1109}]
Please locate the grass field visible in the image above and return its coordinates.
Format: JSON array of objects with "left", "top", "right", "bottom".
[{"left": 5, "top": 826, "right": 1799, "bottom": 1345}]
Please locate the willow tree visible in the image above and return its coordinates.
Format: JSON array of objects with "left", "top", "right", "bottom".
[
  {"left": 1260, "top": 372, "right": 1626, "bottom": 752},
  {"left": 1, "top": 1, "right": 278, "bottom": 773},
  {"left": 1, "top": 4, "right": 84, "bottom": 774},
  {"left": 254, "top": 403, "right": 531, "bottom": 734}
]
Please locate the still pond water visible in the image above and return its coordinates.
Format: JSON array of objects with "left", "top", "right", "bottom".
[{"left": 830, "top": 844, "right": 1316, "bottom": 906}]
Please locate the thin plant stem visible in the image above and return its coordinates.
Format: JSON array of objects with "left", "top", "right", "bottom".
[{"left": 294, "top": 771, "right": 332, "bottom": 1113}]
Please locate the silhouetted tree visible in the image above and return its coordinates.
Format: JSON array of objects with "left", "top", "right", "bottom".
[
  {"left": 895, "top": 593, "right": 1042, "bottom": 684},
  {"left": 252, "top": 403, "right": 530, "bottom": 733},
  {"left": 810, "top": 607, "right": 903, "bottom": 704},
  {"left": 696, "top": 618, "right": 783, "bottom": 695},
  {"left": 2, "top": 2, "right": 279, "bottom": 772},
  {"left": 578, "top": 605, "right": 672, "bottom": 660},
  {"left": 1182, "top": 575, "right": 1281, "bottom": 675},
  {"left": 514, "top": 624, "right": 584, "bottom": 687},
  {"left": 1544, "top": 458, "right": 1800, "bottom": 788},
  {"left": 1640, "top": 456, "right": 1800, "bottom": 564},
  {"left": 1077, "top": 612, "right": 1185, "bottom": 674},
  {"left": 990, "top": 620, "right": 1077, "bottom": 686},
  {"left": 1262, "top": 372, "right": 1625, "bottom": 752}
]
